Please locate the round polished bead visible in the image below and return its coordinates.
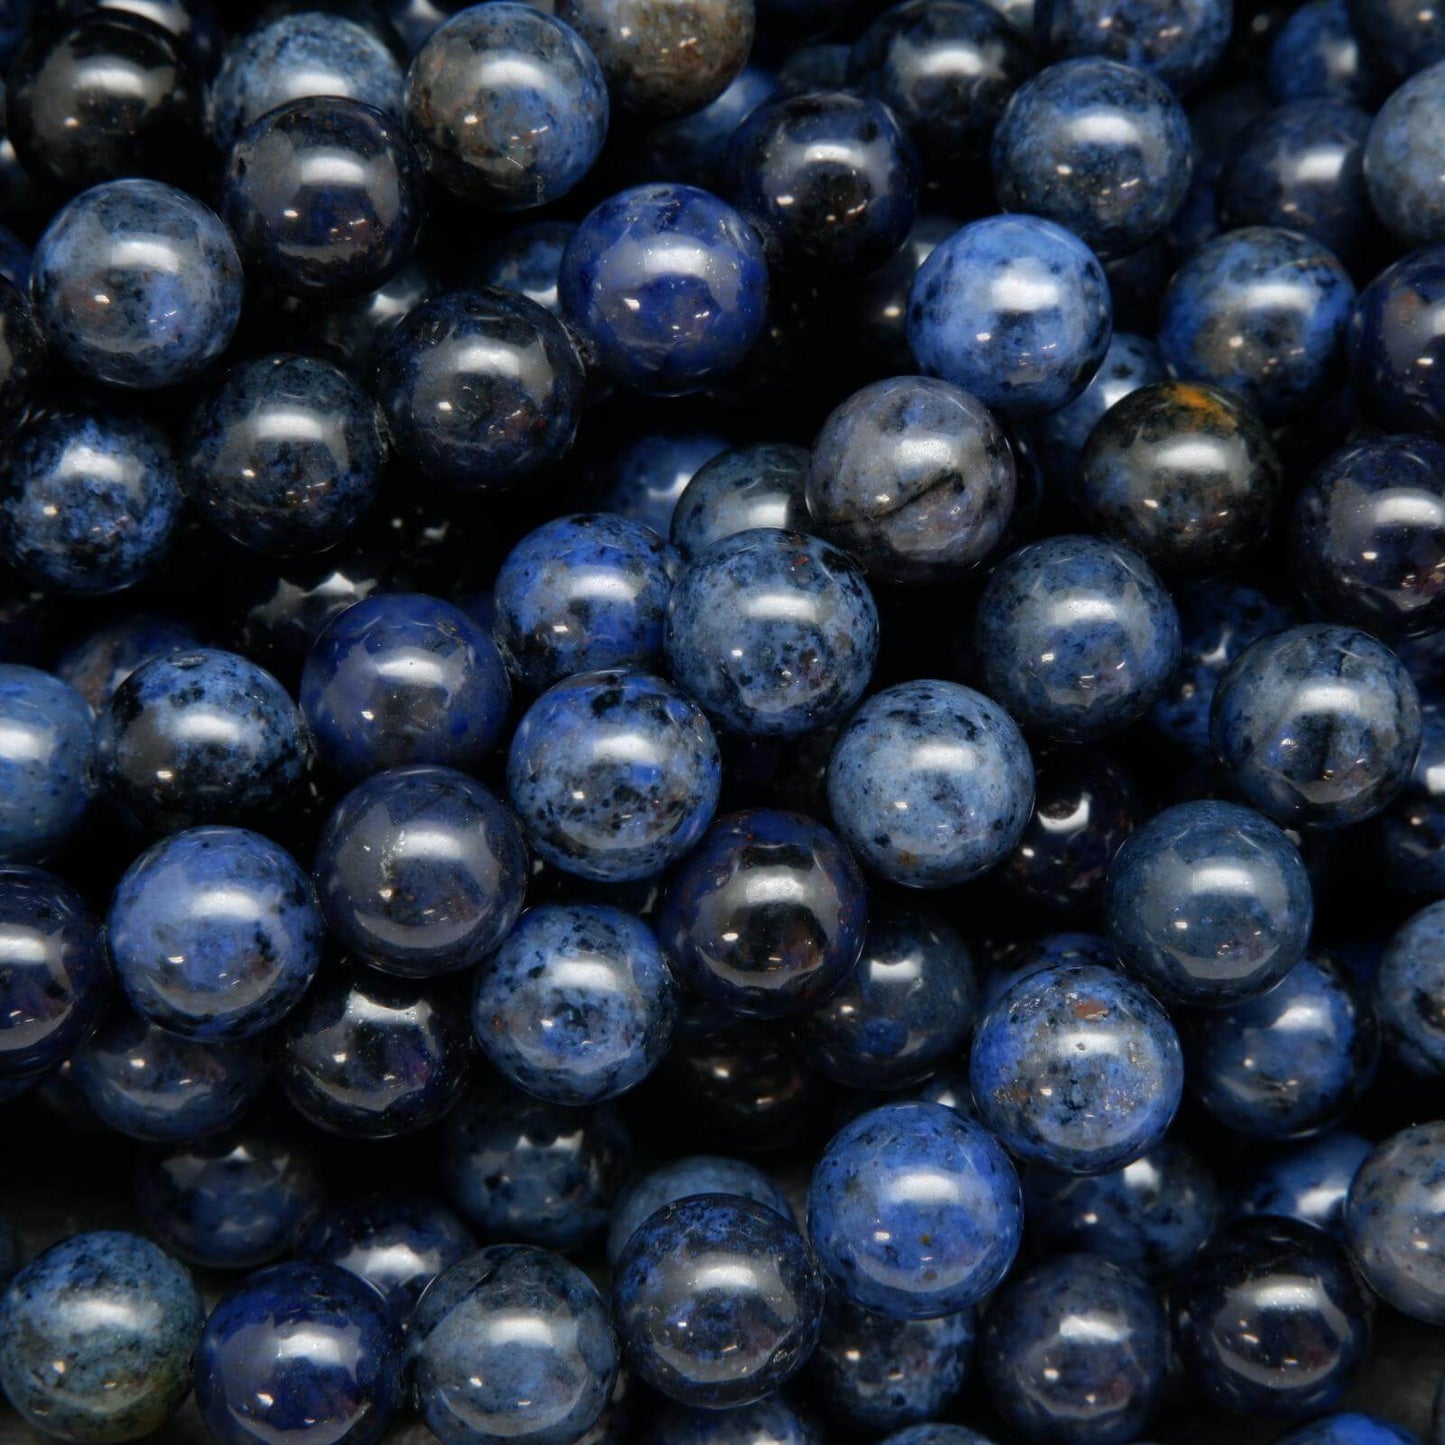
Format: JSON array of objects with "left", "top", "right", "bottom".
[
  {"left": 671, "top": 443, "right": 810, "bottom": 563},
  {"left": 1235, "top": 1130, "right": 1372, "bottom": 1237},
  {"left": 1036, "top": 0, "right": 1229, "bottom": 89},
  {"left": 0, "top": 669, "right": 94, "bottom": 863},
  {"left": 1365, "top": 60, "right": 1445, "bottom": 247},
  {"left": 1348, "top": 246, "right": 1445, "bottom": 437},
  {"left": 1268, "top": 0, "right": 1384, "bottom": 104},
  {"left": 605, "top": 429, "right": 729, "bottom": 534},
  {"left": 475, "top": 222, "right": 574, "bottom": 315},
  {"left": 1378, "top": 901, "right": 1445, "bottom": 1075}
]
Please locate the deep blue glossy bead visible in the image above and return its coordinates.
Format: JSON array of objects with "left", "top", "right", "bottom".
[
  {"left": 68, "top": 0, "right": 223, "bottom": 76},
  {"left": 31, "top": 179, "right": 242, "bottom": 391},
  {"left": 1365, "top": 62, "right": 1445, "bottom": 246},
  {"left": 1379, "top": 900, "right": 1445, "bottom": 1074},
  {"left": 1348, "top": 247, "right": 1445, "bottom": 437},
  {"left": 560, "top": 183, "right": 768, "bottom": 395},
  {"left": 298, "top": 1193, "right": 473, "bottom": 1324},
  {"left": 207, "top": 11, "right": 404, "bottom": 150},
  {"left": 1174, "top": 1218, "right": 1372, "bottom": 1416},
  {"left": 1211, "top": 624, "right": 1422, "bottom": 829},
  {"left": 671, "top": 442, "right": 809, "bottom": 563},
  {"left": 0, "top": 670, "right": 94, "bottom": 863},
  {"left": 194, "top": 1262, "right": 403, "bottom": 1445},
  {"left": 406, "top": 4, "right": 607, "bottom": 209},
  {"left": 1184, "top": 953, "right": 1378, "bottom": 1138},
  {"left": 56, "top": 613, "right": 198, "bottom": 710},
  {"left": 1035, "top": 0, "right": 1229, "bottom": 91},
  {"left": 971, "top": 962, "right": 1184, "bottom": 1173},
  {"left": 475, "top": 220, "right": 575, "bottom": 315},
  {"left": 826, "top": 679, "right": 1034, "bottom": 888},
  {"left": 508, "top": 669, "right": 720, "bottom": 882},
  {"left": 377, "top": 288, "right": 584, "bottom": 490},
  {"left": 310, "top": 255, "right": 440, "bottom": 373},
  {"left": 979, "top": 932, "right": 1121, "bottom": 1013},
  {"left": 651, "top": 1397, "right": 822, "bottom": 1445},
  {"left": 908, "top": 214, "right": 1112, "bottom": 419},
  {"left": 981, "top": 1254, "right": 1167, "bottom": 1445},
  {"left": 636, "top": 65, "right": 776, "bottom": 191},
  {"left": 975, "top": 534, "right": 1181, "bottom": 742},
  {"left": 474, "top": 902, "right": 679, "bottom": 1104},
  {"left": 657, "top": 808, "right": 866, "bottom": 1018},
  {"left": 1280, "top": 1416, "right": 1423, "bottom": 1445},
  {"left": 300, "top": 592, "right": 510, "bottom": 781},
  {"left": 808, "top": 1101, "right": 1022, "bottom": 1317},
  {"left": 1349, "top": 0, "right": 1445, "bottom": 80},
  {"left": 72, "top": 1007, "right": 263, "bottom": 1142},
  {"left": 134, "top": 1128, "right": 324, "bottom": 1269},
  {"left": 1268, "top": 0, "right": 1387, "bottom": 104},
  {"left": 1234, "top": 1129, "right": 1372, "bottom": 1236},
  {"left": 442, "top": 1081, "right": 630, "bottom": 1249},
  {"left": 1158, "top": 226, "right": 1355, "bottom": 423},
  {"left": 603, "top": 429, "right": 728, "bottom": 534},
  {"left": 1024, "top": 1139, "right": 1221, "bottom": 1277},
  {"left": 613, "top": 1193, "right": 822, "bottom": 1407},
  {"left": 109, "top": 825, "right": 324, "bottom": 1040},
  {"left": 0, "top": 1231, "right": 203, "bottom": 1444},
  {"left": 1, "top": 405, "right": 182, "bottom": 595},
  {"left": 314, "top": 765, "right": 528, "bottom": 978},
  {"left": 0, "top": 866, "right": 104, "bottom": 1078},
  {"left": 664, "top": 528, "right": 878, "bottom": 738}
]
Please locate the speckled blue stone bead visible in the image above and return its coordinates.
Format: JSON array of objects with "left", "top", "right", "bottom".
[
  {"left": 975, "top": 534, "right": 1181, "bottom": 741},
  {"left": 1268, "top": 0, "right": 1386, "bottom": 104},
  {"left": 971, "top": 962, "right": 1184, "bottom": 1173},
  {"left": 613, "top": 1193, "right": 822, "bottom": 1407},
  {"left": 1365, "top": 61, "right": 1445, "bottom": 246},
  {"left": 56, "top": 613, "right": 198, "bottom": 709},
  {"left": 1158, "top": 226, "right": 1356, "bottom": 423},
  {"left": 808, "top": 1102, "right": 1022, "bottom": 1318},
  {"left": 603, "top": 429, "right": 729, "bottom": 533},
  {"left": 826, "top": 680, "right": 1034, "bottom": 888},
  {"left": 1349, "top": 247, "right": 1445, "bottom": 437},
  {"left": 1279, "top": 1415, "right": 1423, "bottom": 1445},
  {"left": 1, "top": 406, "right": 182, "bottom": 595},
  {"left": 0, "top": 1231, "right": 203, "bottom": 1444},
  {"left": 314, "top": 764, "right": 528, "bottom": 978},
  {"left": 108, "top": 825, "right": 324, "bottom": 1040},
  {"left": 1184, "top": 953, "right": 1377, "bottom": 1138},
  {"left": 560, "top": 184, "right": 768, "bottom": 395},
  {"left": 194, "top": 1262, "right": 403, "bottom": 1445},
  {"left": 442, "top": 1081, "right": 630, "bottom": 1249},
  {"left": 907, "top": 214, "right": 1111, "bottom": 419},
  {"left": 300, "top": 592, "right": 510, "bottom": 782},
  {"left": 409, "top": 1245, "right": 618, "bottom": 1445},
  {"left": 31, "top": 179, "right": 242, "bottom": 391},
  {"left": 981, "top": 1253, "right": 1168, "bottom": 1444},
  {"left": 671, "top": 442, "right": 810, "bottom": 563},
  {"left": 0, "top": 669, "right": 94, "bottom": 863},
  {"left": 664, "top": 529, "right": 878, "bottom": 738},
  {"left": 1235, "top": 1129, "right": 1372, "bottom": 1236},
  {"left": 651, "top": 1397, "right": 822, "bottom": 1445},
  {"left": 1379, "top": 901, "right": 1445, "bottom": 1074},
  {"left": 1036, "top": 0, "right": 1230, "bottom": 91},
  {"left": 1211, "top": 624, "right": 1422, "bottom": 829}
]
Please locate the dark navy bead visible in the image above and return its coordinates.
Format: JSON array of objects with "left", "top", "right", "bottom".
[
  {"left": 635, "top": 65, "right": 777, "bottom": 191},
  {"left": 75, "top": 0, "right": 222, "bottom": 76},
  {"left": 0, "top": 670, "right": 94, "bottom": 864},
  {"left": 603, "top": 428, "right": 728, "bottom": 534},
  {"left": 651, "top": 1397, "right": 822, "bottom": 1445},
  {"left": 1348, "top": 246, "right": 1445, "bottom": 437},
  {"left": 1036, "top": 0, "right": 1228, "bottom": 90},
  {"left": 1234, "top": 1129, "right": 1372, "bottom": 1236},
  {"left": 1349, "top": 0, "right": 1445, "bottom": 80},
  {"left": 1268, "top": 0, "right": 1386, "bottom": 104},
  {"left": 194, "top": 1262, "right": 403, "bottom": 1445},
  {"left": 310, "top": 255, "right": 441, "bottom": 373},
  {"left": 826, "top": 679, "right": 1035, "bottom": 888},
  {"left": 475, "top": 221, "right": 575, "bottom": 316},
  {"left": 314, "top": 765, "right": 528, "bottom": 978},
  {"left": 671, "top": 442, "right": 809, "bottom": 563},
  {"left": 1279, "top": 1416, "right": 1423, "bottom": 1445},
  {"left": 56, "top": 613, "right": 198, "bottom": 710},
  {"left": 0, "top": 1231, "right": 203, "bottom": 1444},
  {"left": 1379, "top": 900, "right": 1445, "bottom": 1074}
]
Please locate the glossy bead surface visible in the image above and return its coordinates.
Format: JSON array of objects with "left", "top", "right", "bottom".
[
  {"left": 1036, "top": 0, "right": 1228, "bottom": 89},
  {"left": 1348, "top": 247, "right": 1445, "bottom": 437},
  {"left": 650, "top": 1398, "right": 821, "bottom": 1445},
  {"left": 1235, "top": 1129, "right": 1372, "bottom": 1237},
  {"left": 604, "top": 429, "right": 729, "bottom": 533},
  {"left": 1365, "top": 61, "right": 1445, "bottom": 247},
  {"left": 1268, "top": 0, "right": 1385, "bottom": 104},
  {"left": 0, "top": 670, "right": 94, "bottom": 863},
  {"left": 671, "top": 442, "right": 810, "bottom": 562},
  {"left": 59, "top": 614, "right": 197, "bottom": 711},
  {"left": 1379, "top": 901, "right": 1445, "bottom": 1074},
  {"left": 475, "top": 221, "right": 574, "bottom": 315}
]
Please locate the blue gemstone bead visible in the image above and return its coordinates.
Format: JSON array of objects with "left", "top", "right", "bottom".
[
  {"left": 1348, "top": 246, "right": 1445, "bottom": 436},
  {"left": 1279, "top": 1415, "right": 1423, "bottom": 1445},
  {"left": 311, "top": 255, "right": 440, "bottom": 372},
  {"left": 636, "top": 64, "right": 777, "bottom": 191},
  {"left": 1367, "top": 61, "right": 1445, "bottom": 246},
  {"left": 651, "top": 1397, "right": 823, "bottom": 1445},
  {"left": 1350, "top": 0, "right": 1445, "bottom": 79},
  {"left": 1379, "top": 900, "right": 1445, "bottom": 1074},
  {"left": 603, "top": 428, "right": 729, "bottom": 534},
  {"left": 879, "top": 1430, "right": 1000, "bottom": 1445},
  {"left": 0, "top": 1231, "right": 203, "bottom": 1443},
  {"left": 475, "top": 220, "right": 575, "bottom": 315},
  {"left": 0, "top": 669, "right": 94, "bottom": 863},
  {"left": 671, "top": 442, "right": 810, "bottom": 563},
  {"left": 1234, "top": 1129, "right": 1372, "bottom": 1237},
  {"left": 56, "top": 613, "right": 198, "bottom": 709},
  {"left": 1267, "top": 0, "right": 1386, "bottom": 104},
  {"left": 1035, "top": 0, "right": 1230, "bottom": 91}
]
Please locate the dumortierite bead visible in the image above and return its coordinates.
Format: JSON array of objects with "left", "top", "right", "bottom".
[
  {"left": 298, "top": 1193, "right": 473, "bottom": 1323},
  {"left": 0, "top": 406, "right": 182, "bottom": 595},
  {"left": 651, "top": 1398, "right": 822, "bottom": 1445},
  {"left": 72, "top": 1007, "right": 263, "bottom": 1142},
  {"left": 0, "top": 1231, "right": 203, "bottom": 1444},
  {"left": 636, "top": 64, "right": 777, "bottom": 189},
  {"left": 406, "top": 4, "right": 607, "bottom": 209},
  {"left": 1280, "top": 1416, "right": 1423, "bottom": 1445},
  {"left": 981, "top": 1254, "right": 1168, "bottom": 1445},
  {"left": 442, "top": 1082, "right": 630, "bottom": 1249},
  {"left": 376, "top": 289, "right": 584, "bottom": 490},
  {"left": 1235, "top": 1129, "right": 1372, "bottom": 1236},
  {"left": 314, "top": 765, "right": 527, "bottom": 977},
  {"left": 1365, "top": 61, "right": 1445, "bottom": 246},
  {"left": 970, "top": 962, "right": 1184, "bottom": 1173},
  {"left": 108, "top": 826, "right": 323, "bottom": 1041},
  {"left": 494, "top": 514, "right": 678, "bottom": 692},
  {"left": 184, "top": 353, "right": 387, "bottom": 558},
  {"left": 409, "top": 1246, "right": 617, "bottom": 1445},
  {"left": 664, "top": 529, "right": 878, "bottom": 738},
  {"left": 907, "top": 214, "right": 1112, "bottom": 418},
  {"left": 982, "top": 932, "right": 1122, "bottom": 1009},
  {"left": 808, "top": 1102, "right": 1022, "bottom": 1317},
  {"left": 0, "top": 670, "right": 94, "bottom": 863},
  {"left": 300, "top": 593, "right": 510, "bottom": 781},
  {"left": 1174, "top": 1219, "right": 1372, "bottom": 1416},
  {"left": 1350, "top": 0, "right": 1445, "bottom": 78},
  {"left": 826, "top": 680, "right": 1034, "bottom": 888},
  {"left": 657, "top": 808, "right": 866, "bottom": 1017},
  {"left": 80, "top": 0, "right": 222, "bottom": 75},
  {"left": 0, "top": 278, "right": 44, "bottom": 439},
  {"left": 604, "top": 430, "right": 729, "bottom": 533},
  {"left": 1379, "top": 902, "right": 1445, "bottom": 1074},
  {"left": 507, "top": 670, "right": 720, "bottom": 882},
  {"left": 1347, "top": 1123, "right": 1445, "bottom": 1323},
  {"left": 671, "top": 443, "right": 810, "bottom": 562},
  {"left": 1035, "top": 0, "right": 1230, "bottom": 90},
  {"left": 194, "top": 1262, "right": 403, "bottom": 1445},
  {"left": 0, "top": 867, "right": 104, "bottom": 1078},
  {"left": 312, "top": 256, "right": 440, "bottom": 372},
  {"left": 473, "top": 903, "right": 679, "bottom": 1104},
  {"left": 1105, "top": 799, "right": 1312, "bottom": 1006},
  {"left": 976, "top": 534, "right": 1181, "bottom": 741},
  {"left": 134, "top": 1129, "right": 323, "bottom": 1269},
  {"left": 206, "top": 11, "right": 404, "bottom": 150},
  {"left": 613, "top": 1193, "right": 823, "bottom": 1407},
  {"left": 1211, "top": 624, "right": 1422, "bottom": 829},
  {"left": 806, "top": 377, "right": 1015, "bottom": 584},
  {"left": 1269, "top": 0, "right": 1385, "bottom": 103},
  {"left": 57, "top": 614, "right": 198, "bottom": 709},
  {"left": 476, "top": 221, "right": 576, "bottom": 315},
  {"left": 1158, "top": 226, "right": 1356, "bottom": 423},
  {"left": 560, "top": 184, "right": 768, "bottom": 395},
  {"left": 31, "top": 179, "right": 241, "bottom": 390},
  {"left": 1184, "top": 953, "right": 1377, "bottom": 1138},
  {"left": 1024, "top": 1140, "right": 1220, "bottom": 1277},
  {"left": 1349, "top": 247, "right": 1445, "bottom": 437},
  {"left": 725, "top": 91, "right": 919, "bottom": 276}
]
